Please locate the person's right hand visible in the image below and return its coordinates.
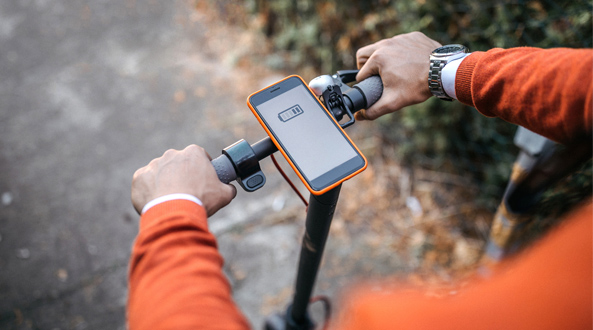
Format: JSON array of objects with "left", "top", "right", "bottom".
[{"left": 356, "top": 32, "right": 442, "bottom": 120}]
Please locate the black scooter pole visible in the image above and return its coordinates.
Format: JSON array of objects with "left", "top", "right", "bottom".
[{"left": 265, "top": 185, "right": 342, "bottom": 330}]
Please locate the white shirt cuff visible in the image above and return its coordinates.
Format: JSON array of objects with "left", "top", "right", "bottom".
[
  {"left": 141, "top": 193, "right": 203, "bottom": 215},
  {"left": 442, "top": 53, "right": 470, "bottom": 100}
]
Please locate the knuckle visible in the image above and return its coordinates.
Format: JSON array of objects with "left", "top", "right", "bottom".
[
  {"left": 186, "top": 144, "right": 204, "bottom": 155},
  {"left": 133, "top": 165, "right": 147, "bottom": 179},
  {"left": 163, "top": 148, "right": 176, "bottom": 158},
  {"left": 132, "top": 168, "right": 142, "bottom": 181},
  {"left": 147, "top": 157, "right": 158, "bottom": 169},
  {"left": 371, "top": 51, "right": 387, "bottom": 64},
  {"left": 381, "top": 38, "right": 396, "bottom": 47},
  {"left": 356, "top": 47, "right": 366, "bottom": 59}
]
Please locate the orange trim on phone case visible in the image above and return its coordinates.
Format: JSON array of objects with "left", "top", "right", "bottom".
[{"left": 246, "top": 75, "right": 367, "bottom": 195}]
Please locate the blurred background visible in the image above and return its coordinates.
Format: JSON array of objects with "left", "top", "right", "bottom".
[{"left": 0, "top": 0, "right": 590, "bottom": 329}]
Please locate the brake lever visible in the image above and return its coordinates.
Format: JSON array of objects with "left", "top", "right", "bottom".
[{"left": 335, "top": 69, "right": 359, "bottom": 84}]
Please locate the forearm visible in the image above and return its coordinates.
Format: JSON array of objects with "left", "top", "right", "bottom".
[
  {"left": 455, "top": 47, "right": 593, "bottom": 144},
  {"left": 127, "top": 200, "right": 249, "bottom": 330}
]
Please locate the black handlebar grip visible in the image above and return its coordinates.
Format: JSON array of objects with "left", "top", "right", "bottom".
[
  {"left": 354, "top": 76, "right": 383, "bottom": 108},
  {"left": 211, "top": 155, "right": 237, "bottom": 184}
]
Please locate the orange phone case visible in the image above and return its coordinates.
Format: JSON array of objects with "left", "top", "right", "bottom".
[{"left": 246, "top": 75, "right": 367, "bottom": 195}]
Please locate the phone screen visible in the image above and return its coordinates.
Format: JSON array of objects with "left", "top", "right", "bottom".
[{"left": 249, "top": 76, "right": 366, "bottom": 192}]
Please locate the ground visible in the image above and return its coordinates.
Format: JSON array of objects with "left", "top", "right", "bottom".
[{"left": 0, "top": 1, "right": 488, "bottom": 329}]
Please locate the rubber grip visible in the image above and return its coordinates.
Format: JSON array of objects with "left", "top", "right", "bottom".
[
  {"left": 355, "top": 76, "right": 383, "bottom": 108},
  {"left": 211, "top": 155, "right": 237, "bottom": 184}
]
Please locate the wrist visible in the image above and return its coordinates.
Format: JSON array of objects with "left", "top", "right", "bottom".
[
  {"left": 441, "top": 54, "right": 470, "bottom": 100},
  {"left": 428, "top": 44, "right": 469, "bottom": 101},
  {"left": 141, "top": 193, "right": 203, "bottom": 214}
]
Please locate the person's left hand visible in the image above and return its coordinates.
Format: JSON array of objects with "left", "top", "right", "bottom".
[{"left": 131, "top": 145, "right": 236, "bottom": 216}]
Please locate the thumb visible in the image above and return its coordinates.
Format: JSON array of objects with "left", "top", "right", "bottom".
[
  {"left": 208, "top": 183, "right": 237, "bottom": 217},
  {"left": 224, "top": 183, "right": 237, "bottom": 201}
]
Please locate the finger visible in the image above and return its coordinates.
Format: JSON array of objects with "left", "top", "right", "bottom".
[
  {"left": 356, "top": 57, "right": 379, "bottom": 83},
  {"left": 226, "top": 183, "right": 237, "bottom": 200},
  {"left": 357, "top": 52, "right": 374, "bottom": 70},
  {"left": 363, "top": 94, "right": 401, "bottom": 120},
  {"left": 362, "top": 104, "right": 384, "bottom": 120},
  {"left": 356, "top": 42, "right": 381, "bottom": 69},
  {"left": 217, "top": 182, "right": 237, "bottom": 206},
  {"left": 208, "top": 183, "right": 237, "bottom": 217},
  {"left": 354, "top": 110, "right": 367, "bottom": 121},
  {"left": 357, "top": 56, "right": 367, "bottom": 70},
  {"left": 205, "top": 150, "right": 213, "bottom": 161}
]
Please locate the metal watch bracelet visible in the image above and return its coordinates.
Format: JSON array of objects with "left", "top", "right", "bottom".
[
  {"left": 428, "top": 59, "right": 452, "bottom": 101},
  {"left": 428, "top": 44, "right": 469, "bottom": 101}
]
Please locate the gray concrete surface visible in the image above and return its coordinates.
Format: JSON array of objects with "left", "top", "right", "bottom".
[{"left": 0, "top": 1, "right": 306, "bottom": 329}]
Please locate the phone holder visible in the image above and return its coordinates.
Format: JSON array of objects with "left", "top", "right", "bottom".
[
  {"left": 222, "top": 139, "right": 266, "bottom": 192},
  {"left": 321, "top": 85, "right": 355, "bottom": 128},
  {"left": 309, "top": 70, "right": 364, "bottom": 129}
]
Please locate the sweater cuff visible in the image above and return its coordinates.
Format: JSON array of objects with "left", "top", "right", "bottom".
[
  {"left": 455, "top": 52, "right": 483, "bottom": 107},
  {"left": 141, "top": 193, "right": 203, "bottom": 214},
  {"left": 140, "top": 199, "right": 208, "bottom": 232}
]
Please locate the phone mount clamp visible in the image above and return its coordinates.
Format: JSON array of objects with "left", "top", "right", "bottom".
[
  {"left": 309, "top": 69, "right": 368, "bottom": 129},
  {"left": 222, "top": 139, "right": 266, "bottom": 192}
]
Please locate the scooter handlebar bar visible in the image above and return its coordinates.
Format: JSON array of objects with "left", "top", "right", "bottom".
[
  {"left": 353, "top": 75, "right": 383, "bottom": 108},
  {"left": 212, "top": 75, "right": 383, "bottom": 184},
  {"left": 211, "top": 154, "right": 236, "bottom": 184}
]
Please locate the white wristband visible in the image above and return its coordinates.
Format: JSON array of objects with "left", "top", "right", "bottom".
[
  {"left": 141, "top": 193, "right": 203, "bottom": 215},
  {"left": 441, "top": 53, "right": 470, "bottom": 100}
]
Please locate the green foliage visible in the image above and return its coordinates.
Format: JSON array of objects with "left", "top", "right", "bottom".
[
  {"left": 244, "top": 0, "right": 591, "bottom": 73},
  {"left": 220, "top": 0, "right": 592, "bottom": 209}
]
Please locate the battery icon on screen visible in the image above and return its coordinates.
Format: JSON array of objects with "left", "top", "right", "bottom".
[{"left": 278, "top": 105, "right": 304, "bottom": 122}]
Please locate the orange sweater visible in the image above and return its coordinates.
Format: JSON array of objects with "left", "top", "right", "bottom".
[
  {"left": 128, "top": 48, "right": 593, "bottom": 329},
  {"left": 456, "top": 47, "right": 592, "bottom": 144}
]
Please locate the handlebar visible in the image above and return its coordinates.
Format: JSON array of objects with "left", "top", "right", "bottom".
[
  {"left": 211, "top": 137, "right": 276, "bottom": 184},
  {"left": 342, "top": 75, "right": 383, "bottom": 113},
  {"left": 211, "top": 74, "right": 383, "bottom": 191}
]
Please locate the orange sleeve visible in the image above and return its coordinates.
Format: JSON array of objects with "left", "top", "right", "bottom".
[
  {"left": 333, "top": 201, "right": 592, "bottom": 330},
  {"left": 455, "top": 47, "right": 593, "bottom": 144},
  {"left": 127, "top": 200, "right": 249, "bottom": 330}
]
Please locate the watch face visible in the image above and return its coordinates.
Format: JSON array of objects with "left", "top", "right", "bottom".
[{"left": 433, "top": 44, "right": 467, "bottom": 56}]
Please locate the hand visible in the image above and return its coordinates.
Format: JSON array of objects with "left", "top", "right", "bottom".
[
  {"left": 355, "top": 32, "right": 442, "bottom": 120},
  {"left": 131, "top": 145, "right": 237, "bottom": 216}
]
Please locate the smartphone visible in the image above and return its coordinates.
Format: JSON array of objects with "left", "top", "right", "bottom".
[{"left": 247, "top": 75, "right": 367, "bottom": 195}]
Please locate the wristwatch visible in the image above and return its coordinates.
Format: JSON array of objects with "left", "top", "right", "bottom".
[{"left": 428, "top": 44, "right": 469, "bottom": 101}]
